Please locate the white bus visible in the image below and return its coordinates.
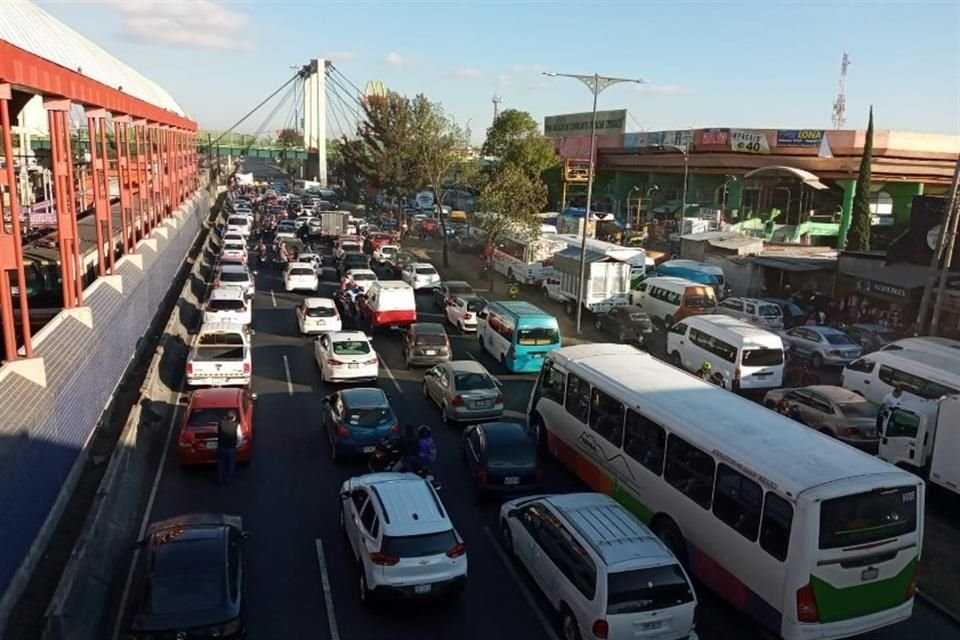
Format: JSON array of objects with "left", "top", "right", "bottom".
[
  {"left": 492, "top": 230, "right": 568, "bottom": 285},
  {"left": 842, "top": 348, "right": 960, "bottom": 407},
  {"left": 528, "top": 344, "right": 924, "bottom": 640},
  {"left": 554, "top": 233, "right": 647, "bottom": 288}
]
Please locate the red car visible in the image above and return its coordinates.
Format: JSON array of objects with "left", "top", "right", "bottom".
[
  {"left": 368, "top": 232, "right": 396, "bottom": 250},
  {"left": 178, "top": 388, "right": 256, "bottom": 465}
]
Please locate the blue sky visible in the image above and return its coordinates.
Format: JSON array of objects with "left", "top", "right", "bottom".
[{"left": 39, "top": 0, "right": 960, "bottom": 144}]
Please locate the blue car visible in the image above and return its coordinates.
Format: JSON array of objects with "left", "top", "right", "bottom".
[{"left": 323, "top": 388, "right": 399, "bottom": 461}]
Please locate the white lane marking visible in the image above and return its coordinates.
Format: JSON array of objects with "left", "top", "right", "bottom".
[
  {"left": 482, "top": 526, "right": 561, "bottom": 640},
  {"left": 379, "top": 357, "right": 402, "bottom": 394},
  {"left": 270, "top": 289, "right": 277, "bottom": 307},
  {"left": 282, "top": 354, "right": 294, "bottom": 396},
  {"left": 111, "top": 378, "right": 186, "bottom": 640},
  {"left": 314, "top": 539, "right": 342, "bottom": 640}
]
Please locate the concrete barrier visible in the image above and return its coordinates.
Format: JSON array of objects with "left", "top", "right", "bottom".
[
  {"left": 0, "top": 188, "right": 213, "bottom": 634},
  {"left": 38, "top": 197, "right": 221, "bottom": 640}
]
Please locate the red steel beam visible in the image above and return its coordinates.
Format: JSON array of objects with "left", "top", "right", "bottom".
[
  {"left": 86, "top": 109, "right": 109, "bottom": 277},
  {"left": 46, "top": 104, "right": 76, "bottom": 308},
  {"left": 114, "top": 117, "right": 133, "bottom": 256},
  {"left": 0, "top": 41, "right": 196, "bottom": 131}
]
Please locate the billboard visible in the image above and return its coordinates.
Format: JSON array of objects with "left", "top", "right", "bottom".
[
  {"left": 544, "top": 109, "right": 627, "bottom": 138},
  {"left": 777, "top": 129, "right": 824, "bottom": 147},
  {"left": 624, "top": 130, "right": 695, "bottom": 149},
  {"left": 696, "top": 128, "right": 730, "bottom": 147},
  {"left": 730, "top": 129, "right": 771, "bottom": 154}
]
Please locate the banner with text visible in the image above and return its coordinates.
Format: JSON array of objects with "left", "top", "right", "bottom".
[
  {"left": 777, "top": 129, "right": 825, "bottom": 148},
  {"left": 730, "top": 129, "right": 771, "bottom": 154},
  {"left": 544, "top": 109, "right": 627, "bottom": 138},
  {"left": 696, "top": 128, "right": 730, "bottom": 147},
  {"left": 624, "top": 130, "right": 695, "bottom": 150}
]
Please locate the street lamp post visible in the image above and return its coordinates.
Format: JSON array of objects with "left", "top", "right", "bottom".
[{"left": 543, "top": 71, "right": 645, "bottom": 333}]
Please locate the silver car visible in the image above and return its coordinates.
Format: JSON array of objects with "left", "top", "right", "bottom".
[
  {"left": 763, "top": 385, "right": 879, "bottom": 452},
  {"left": 782, "top": 326, "right": 862, "bottom": 368},
  {"left": 422, "top": 360, "right": 504, "bottom": 424}
]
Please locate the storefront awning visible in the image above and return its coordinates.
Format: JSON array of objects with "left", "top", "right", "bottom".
[
  {"left": 746, "top": 256, "right": 835, "bottom": 272},
  {"left": 841, "top": 263, "right": 931, "bottom": 302},
  {"left": 744, "top": 166, "right": 829, "bottom": 190}
]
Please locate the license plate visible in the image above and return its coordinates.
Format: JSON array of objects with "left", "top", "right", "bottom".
[
  {"left": 504, "top": 476, "right": 519, "bottom": 485},
  {"left": 204, "top": 441, "right": 218, "bottom": 450},
  {"left": 473, "top": 399, "right": 492, "bottom": 409},
  {"left": 641, "top": 621, "right": 661, "bottom": 631},
  {"left": 424, "top": 350, "right": 436, "bottom": 356},
  {"left": 414, "top": 584, "right": 432, "bottom": 594},
  {"left": 348, "top": 363, "right": 359, "bottom": 369},
  {"left": 362, "top": 446, "right": 375, "bottom": 453}
]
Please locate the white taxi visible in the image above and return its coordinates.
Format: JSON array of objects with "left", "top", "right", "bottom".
[
  {"left": 297, "top": 297, "right": 342, "bottom": 335},
  {"left": 315, "top": 331, "right": 379, "bottom": 383}
]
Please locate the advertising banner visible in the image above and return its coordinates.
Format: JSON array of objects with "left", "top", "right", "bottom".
[
  {"left": 544, "top": 109, "right": 627, "bottom": 138},
  {"left": 777, "top": 129, "right": 825, "bottom": 147},
  {"left": 624, "top": 130, "right": 695, "bottom": 150},
  {"left": 730, "top": 129, "right": 771, "bottom": 154},
  {"left": 696, "top": 128, "right": 729, "bottom": 146}
]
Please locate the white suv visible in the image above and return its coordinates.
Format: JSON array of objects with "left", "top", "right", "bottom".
[
  {"left": 716, "top": 297, "right": 784, "bottom": 329},
  {"left": 402, "top": 262, "right": 441, "bottom": 291},
  {"left": 500, "top": 493, "right": 698, "bottom": 640},
  {"left": 284, "top": 262, "right": 320, "bottom": 292},
  {"left": 339, "top": 473, "right": 467, "bottom": 603},
  {"left": 204, "top": 287, "right": 252, "bottom": 326}
]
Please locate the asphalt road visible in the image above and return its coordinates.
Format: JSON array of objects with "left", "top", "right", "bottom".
[{"left": 119, "top": 248, "right": 960, "bottom": 640}]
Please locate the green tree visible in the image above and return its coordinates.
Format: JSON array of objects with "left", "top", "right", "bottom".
[
  {"left": 475, "top": 163, "right": 548, "bottom": 288},
  {"left": 847, "top": 107, "right": 874, "bottom": 251},
  {"left": 277, "top": 128, "right": 303, "bottom": 148},
  {"left": 482, "top": 109, "right": 558, "bottom": 178}
]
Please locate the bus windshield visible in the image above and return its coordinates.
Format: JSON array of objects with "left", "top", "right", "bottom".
[
  {"left": 517, "top": 327, "right": 559, "bottom": 346},
  {"left": 684, "top": 290, "right": 715, "bottom": 309},
  {"left": 819, "top": 486, "right": 918, "bottom": 549}
]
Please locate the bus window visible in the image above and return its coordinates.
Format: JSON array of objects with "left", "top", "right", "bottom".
[
  {"left": 712, "top": 464, "right": 762, "bottom": 541},
  {"left": 565, "top": 374, "right": 590, "bottom": 424},
  {"left": 760, "top": 493, "right": 793, "bottom": 561},
  {"left": 589, "top": 388, "right": 625, "bottom": 447},
  {"left": 517, "top": 327, "right": 559, "bottom": 346},
  {"left": 537, "top": 362, "right": 566, "bottom": 404},
  {"left": 819, "top": 486, "right": 917, "bottom": 549},
  {"left": 623, "top": 410, "right": 665, "bottom": 475},
  {"left": 664, "top": 435, "right": 715, "bottom": 509},
  {"left": 877, "top": 365, "right": 958, "bottom": 400}
]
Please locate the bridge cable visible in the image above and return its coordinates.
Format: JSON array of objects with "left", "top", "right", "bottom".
[
  {"left": 239, "top": 82, "right": 297, "bottom": 157},
  {"left": 209, "top": 71, "right": 301, "bottom": 148},
  {"left": 325, "top": 79, "right": 357, "bottom": 137}
]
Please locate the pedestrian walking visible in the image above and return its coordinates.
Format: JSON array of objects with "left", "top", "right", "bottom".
[{"left": 217, "top": 409, "right": 240, "bottom": 485}]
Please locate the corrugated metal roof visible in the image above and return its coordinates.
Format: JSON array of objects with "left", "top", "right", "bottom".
[{"left": 0, "top": 1, "right": 185, "bottom": 116}]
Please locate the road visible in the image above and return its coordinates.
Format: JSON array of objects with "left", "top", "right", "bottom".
[{"left": 117, "top": 247, "right": 959, "bottom": 640}]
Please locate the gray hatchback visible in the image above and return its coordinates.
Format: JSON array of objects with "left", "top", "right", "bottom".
[
  {"left": 423, "top": 360, "right": 504, "bottom": 424},
  {"left": 402, "top": 322, "right": 452, "bottom": 368}
]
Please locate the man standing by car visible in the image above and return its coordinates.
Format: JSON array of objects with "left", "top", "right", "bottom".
[
  {"left": 217, "top": 410, "right": 240, "bottom": 485},
  {"left": 878, "top": 385, "right": 904, "bottom": 433}
]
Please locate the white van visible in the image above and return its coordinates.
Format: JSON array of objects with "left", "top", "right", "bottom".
[
  {"left": 185, "top": 321, "right": 252, "bottom": 387},
  {"left": 225, "top": 215, "right": 251, "bottom": 237},
  {"left": 499, "top": 493, "right": 698, "bottom": 640},
  {"left": 666, "top": 315, "right": 785, "bottom": 390},
  {"left": 879, "top": 336, "right": 960, "bottom": 357},
  {"left": 358, "top": 280, "right": 417, "bottom": 330},
  {"left": 631, "top": 276, "right": 717, "bottom": 327},
  {"left": 842, "top": 348, "right": 960, "bottom": 406}
]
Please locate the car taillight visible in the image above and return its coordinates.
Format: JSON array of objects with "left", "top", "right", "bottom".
[
  {"left": 179, "top": 430, "right": 196, "bottom": 445},
  {"left": 243, "top": 362, "right": 251, "bottom": 374},
  {"left": 387, "top": 422, "right": 400, "bottom": 434},
  {"left": 334, "top": 423, "right": 351, "bottom": 438},
  {"left": 495, "top": 393, "right": 503, "bottom": 403},
  {"left": 464, "top": 313, "right": 472, "bottom": 320},
  {"left": 185, "top": 362, "right": 193, "bottom": 375},
  {"left": 446, "top": 543, "right": 466, "bottom": 559},
  {"left": 591, "top": 619, "right": 609, "bottom": 639},
  {"left": 796, "top": 584, "right": 819, "bottom": 623},
  {"left": 476, "top": 470, "right": 487, "bottom": 483},
  {"left": 369, "top": 552, "right": 399, "bottom": 566},
  {"left": 327, "top": 358, "right": 344, "bottom": 366},
  {"left": 841, "top": 426, "right": 861, "bottom": 437},
  {"left": 239, "top": 306, "right": 247, "bottom": 313},
  {"left": 452, "top": 395, "right": 465, "bottom": 406},
  {"left": 364, "top": 357, "right": 379, "bottom": 365}
]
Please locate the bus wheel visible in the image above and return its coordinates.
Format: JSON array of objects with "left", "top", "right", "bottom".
[
  {"left": 652, "top": 516, "right": 688, "bottom": 568},
  {"left": 530, "top": 414, "right": 547, "bottom": 454}
]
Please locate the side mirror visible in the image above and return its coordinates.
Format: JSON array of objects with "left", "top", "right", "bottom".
[
  {"left": 248, "top": 329, "right": 256, "bottom": 336},
  {"left": 477, "top": 311, "right": 488, "bottom": 320}
]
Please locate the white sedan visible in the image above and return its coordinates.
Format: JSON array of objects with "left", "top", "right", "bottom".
[
  {"left": 445, "top": 295, "right": 487, "bottom": 332},
  {"left": 314, "top": 331, "right": 379, "bottom": 383},
  {"left": 373, "top": 244, "right": 399, "bottom": 265},
  {"left": 401, "top": 262, "right": 441, "bottom": 291},
  {"left": 284, "top": 262, "right": 319, "bottom": 292},
  {"left": 296, "top": 297, "right": 341, "bottom": 334},
  {"left": 345, "top": 268, "right": 378, "bottom": 290}
]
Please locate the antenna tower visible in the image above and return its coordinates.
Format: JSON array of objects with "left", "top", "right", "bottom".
[
  {"left": 492, "top": 94, "right": 502, "bottom": 122},
  {"left": 832, "top": 51, "right": 850, "bottom": 130}
]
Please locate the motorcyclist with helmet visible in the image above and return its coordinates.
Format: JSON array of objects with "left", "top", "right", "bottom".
[
  {"left": 695, "top": 361, "right": 712, "bottom": 380},
  {"left": 393, "top": 424, "right": 437, "bottom": 473}
]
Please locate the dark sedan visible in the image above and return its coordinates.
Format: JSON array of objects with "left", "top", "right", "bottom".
[
  {"left": 462, "top": 421, "right": 541, "bottom": 499},
  {"left": 338, "top": 252, "right": 370, "bottom": 278},
  {"left": 130, "top": 514, "right": 247, "bottom": 639},
  {"left": 594, "top": 305, "right": 653, "bottom": 345}
]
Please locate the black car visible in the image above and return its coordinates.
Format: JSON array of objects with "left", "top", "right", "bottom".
[
  {"left": 433, "top": 280, "right": 475, "bottom": 308},
  {"left": 130, "top": 514, "right": 247, "bottom": 639},
  {"left": 338, "top": 252, "right": 370, "bottom": 278},
  {"left": 452, "top": 234, "right": 484, "bottom": 254},
  {"left": 462, "top": 421, "right": 541, "bottom": 499},
  {"left": 593, "top": 305, "right": 654, "bottom": 345},
  {"left": 761, "top": 298, "right": 806, "bottom": 329}
]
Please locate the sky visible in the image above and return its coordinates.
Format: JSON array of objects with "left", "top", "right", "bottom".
[{"left": 36, "top": 0, "right": 960, "bottom": 145}]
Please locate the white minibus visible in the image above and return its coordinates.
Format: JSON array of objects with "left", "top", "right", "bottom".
[
  {"left": 841, "top": 348, "right": 960, "bottom": 406},
  {"left": 631, "top": 276, "right": 716, "bottom": 326},
  {"left": 528, "top": 344, "right": 924, "bottom": 640},
  {"left": 666, "top": 315, "right": 785, "bottom": 389},
  {"left": 878, "top": 336, "right": 960, "bottom": 357}
]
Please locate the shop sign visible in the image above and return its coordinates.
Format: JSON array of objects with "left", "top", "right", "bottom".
[
  {"left": 730, "top": 129, "right": 771, "bottom": 154},
  {"left": 696, "top": 128, "right": 729, "bottom": 146},
  {"left": 777, "top": 129, "right": 825, "bottom": 147},
  {"left": 624, "top": 130, "right": 695, "bottom": 150},
  {"left": 857, "top": 278, "right": 909, "bottom": 299},
  {"left": 544, "top": 110, "right": 626, "bottom": 138}
]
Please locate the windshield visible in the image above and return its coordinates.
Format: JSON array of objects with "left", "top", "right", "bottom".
[
  {"left": 466, "top": 299, "right": 486, "bottom": 312},
  {"left": 342, "top": 243, "right": 360, "bottom": 251},
  {"left": 187, "top": 407, "right": 230, "bottom": 427},
  {"left": 819, "top": 486, "right": 918, "bottom": 549},
  {"left": 219, "top": 272, "right": 248, "bottom": 282},
  {"left": 416, "top": 267, "right": 438, "bottom": 275},
  {"left": 447, "top": 283, "right": 473, "bottom": 295},
  {"left": 837, "top": 401, "right": 877, "bottom": 418},
  {"left": 741, "top": 348, "right": 784, "bottom": 366},
  {"left": 224, "top": 243, "right": 244, "bottom": 252},
  {"left": 825, "top": 333, "right": 857, "bottom": 346},
  {"left": 380, "top": 247, "right": 397, "bottom": 255},
  {"left": 416, "top": 333, "right": 447, "bottom": 346},
  {"left": 208, "top": 299, "right": 246, "bottom": 312},
  {"left": 628, "top": 312, "right": 650, "bottom": 323},
  {"left": 352, "top": 273, "right": 376, "bottom": 281},
  {"left": 382, "top": 530, "right": 458, "bottom": 558},
  {"left": 290, "top": 268, "right": 314, "bottom": 276},
  {"left": 487, "top": 443, "right": 536, "bottom": 468},
  {"left": 606, "top": 565, "right": 694, "bottom": 615},
  {"left": 306, "top": 306, "right": 335, "bottom": 318},
  {"left": 332, "top": 340, "right": 371, "bottom": 356},
  {"left": 517, "top": 327, "right": 559, "bottom": 346},
  {"left": 343, "top": 407, "right": 393, "bottom": 428},
  {"left": 227, "top": 217, "right": 247, "bottom": 226},
  {"left": 685, "top": 291, "right": 715, "bottom": 309},
  {"left": 758, "top": 304, "right": 782, "bottom": 317},
  {"left": 454, "top": 372, "right": 496, "bottom": 390}
]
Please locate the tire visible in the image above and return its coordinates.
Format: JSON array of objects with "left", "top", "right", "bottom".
[
  {"left": 764, "top": 400, "right": 777, "bottom": 409},
  {"left": 617, "top": 330, "right": 627, "bottom": 342},
  {"left": 500, "top": 520, "right": 514, "bottom": 557},
  {"left": 669, "top": 352, "right": 682, "bottom": 367},
  {"left": 458, "top": 321, "right": 465, "bottom": 334},
  {"left": 652, "top": 517, "right": 688, "bottom": 568},
  {"left": 530, "top": 414, "right": 547, "bottom": 455},
  {"left": 664, "top": 314, "right": 674, "bottom": 328},
  {"left": 812, "top": 353, "right": 824, "bottom": 369},
  {"left": 594, "top": 318, "right": 603, "bottom": 330},
  {"left": 561, "top": 607, "right": 581, "bottom": 640},
  {"left": 422, "top": 382, "right": 429, "bottom": 400}
]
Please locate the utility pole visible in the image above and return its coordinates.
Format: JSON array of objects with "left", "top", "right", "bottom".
[
  {"left": 542, "top": 71, "right": 646, "bottom": 333},
  {"left": 916, "top": 154, "right": 960, "bottom": 333},
  {"left": 930, "top": 156, "right": 960, "bottom": 335}
]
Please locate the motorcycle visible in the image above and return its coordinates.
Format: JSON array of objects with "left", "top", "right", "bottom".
[{"left": 367, "top": 437, "right": 441, "bottom": 490}]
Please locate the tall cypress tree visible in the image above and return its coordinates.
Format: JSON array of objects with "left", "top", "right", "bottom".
[{"left": 847, "top": 107, "right": 874, "bottom": 251}]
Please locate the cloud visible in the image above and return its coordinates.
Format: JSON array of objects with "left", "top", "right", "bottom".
[
  {"left": 322, "top": 51, "right": 356, "bottom": 62},
  {"left": 451, "top": 67, "right": 482, "bottom": 79},
  {"left": 108, "top": 0, "right": 251, "bottom": 51},
  {"left": 385, "top": 52, "right": 406, "bottom": 67},
  {"left": 635, "top": 84, "right": 693, "bottom": 96}
]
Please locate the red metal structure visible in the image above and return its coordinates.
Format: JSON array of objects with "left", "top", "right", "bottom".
[{"left": 0, "top": 39, "right": 198, "bottom": 362}]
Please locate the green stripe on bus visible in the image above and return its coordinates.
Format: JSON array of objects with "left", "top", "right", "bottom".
[
  {"left": 612, "top": 484, "right": 655, "bottom": 525},
  {"left": 811, "top": 557, "right": 917, "bottom": 623}
]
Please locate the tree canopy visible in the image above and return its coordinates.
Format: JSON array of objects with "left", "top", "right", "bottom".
[
  {"left": 847, "top": 107, "right": 874, "bottom": 251},
  {"left": 482, "top": 109, "right": 558, "bottom": 178},
  {"left": 475, "top": 162, "right": 547, "bottom": 245}
]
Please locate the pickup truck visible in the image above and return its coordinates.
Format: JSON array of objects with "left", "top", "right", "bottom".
[{"left": 185, "top": 321, "right": 252, "bottom": 387}]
